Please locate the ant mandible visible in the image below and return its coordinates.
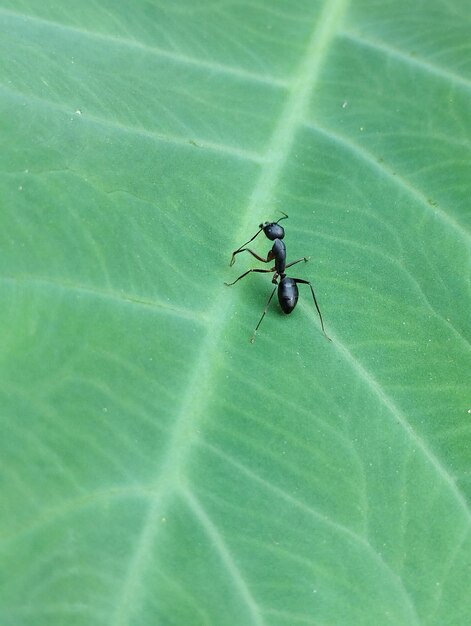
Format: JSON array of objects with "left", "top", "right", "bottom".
[{"left": 226, "top": 212, "right": 332, "bottom": 343}]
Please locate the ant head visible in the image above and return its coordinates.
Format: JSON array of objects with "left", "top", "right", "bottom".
[{"left": 260, "top": 222, "right": 285, "bottom": 241}]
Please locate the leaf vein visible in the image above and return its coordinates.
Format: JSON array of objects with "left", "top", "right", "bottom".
[
  {"left": 0, "top": 275, "right": 205, "bottom": 322},
  {"left": 0, "top": 7, "right": 287, "bottom": 88},
  {"left": 341, "top": 30, "right": 471, "bottom": 92},
  {"left": 304, "top": 122, "right": 471, "bottom": 247}
]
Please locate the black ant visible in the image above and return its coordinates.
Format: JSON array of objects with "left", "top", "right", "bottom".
[{"left": 226, "top": 213, "right": 332, "bottom": 343}]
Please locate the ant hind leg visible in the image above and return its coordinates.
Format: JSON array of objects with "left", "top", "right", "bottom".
[
  {"left": 251, "top": 285, "right": 277, "bottom": 343},
  {"left": 294, "top": 278, "right": 332, "bottom": 342}
]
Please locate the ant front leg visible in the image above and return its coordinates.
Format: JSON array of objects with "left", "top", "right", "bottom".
[
  {"left": 230, "top": 228, "right": 264, "bottom": 266},
  {"left": 231, "top": 248, "right": 273, "bottom": 267},
  {"left": 294, "top": 278, "right": 332, "bottom": 342},
  {"left": 225, "top": 267, "right": 275, "bottom": 287}
]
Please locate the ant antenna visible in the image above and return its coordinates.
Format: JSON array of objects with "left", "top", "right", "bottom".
[{"left": 276, "top": 211, "right": 289, "bottom": 224}]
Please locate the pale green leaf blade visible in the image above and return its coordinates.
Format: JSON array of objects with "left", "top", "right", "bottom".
[{"left": 1, "top": 1, "right": 470, "bottom": 625}]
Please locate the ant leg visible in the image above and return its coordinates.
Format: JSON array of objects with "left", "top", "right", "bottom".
[
  {"left": 225, "top": 267, "right": 275, "bottom": 286},
  {"left": 231, "top": 248, "right": 272, "bottom": 265},
  {"left": 294, "top": 278, "right": 332, "bottom": 342},
  {"left": 230, "top": 212, "right": 288, "bottom": 265},
  {"left": 251, "top": 285, "right": 277, "bottom": 343},
  {"left": 285, "top": 256, "right": 310, "bottom": 270},
  {"left": 230, "top": 228, "right": 263, "bottom": 265}
]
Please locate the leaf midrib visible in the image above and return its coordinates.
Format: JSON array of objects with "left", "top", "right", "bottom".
[
  {"left": 108, "top": 0, "right": 471, "bottom": 620},
  {"left": 111, "top": 1, "right": 349, "bottom": 623}
]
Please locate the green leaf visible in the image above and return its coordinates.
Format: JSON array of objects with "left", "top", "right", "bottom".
[{"left": 1, "top": 1, "right": 470, "bottom": 625}]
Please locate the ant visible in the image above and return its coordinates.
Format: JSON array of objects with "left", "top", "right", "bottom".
[{"left": 226, "top": 213, "right": 332, "bottom": 343}]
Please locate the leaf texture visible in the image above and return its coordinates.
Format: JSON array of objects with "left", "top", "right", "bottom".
[{"left": 0, "top": 1, "right": 470, "bottom": 625}]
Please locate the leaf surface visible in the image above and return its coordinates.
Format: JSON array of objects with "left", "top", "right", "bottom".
[{"left": 1, "top": 1, "right": 470, "bottom": 625}]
